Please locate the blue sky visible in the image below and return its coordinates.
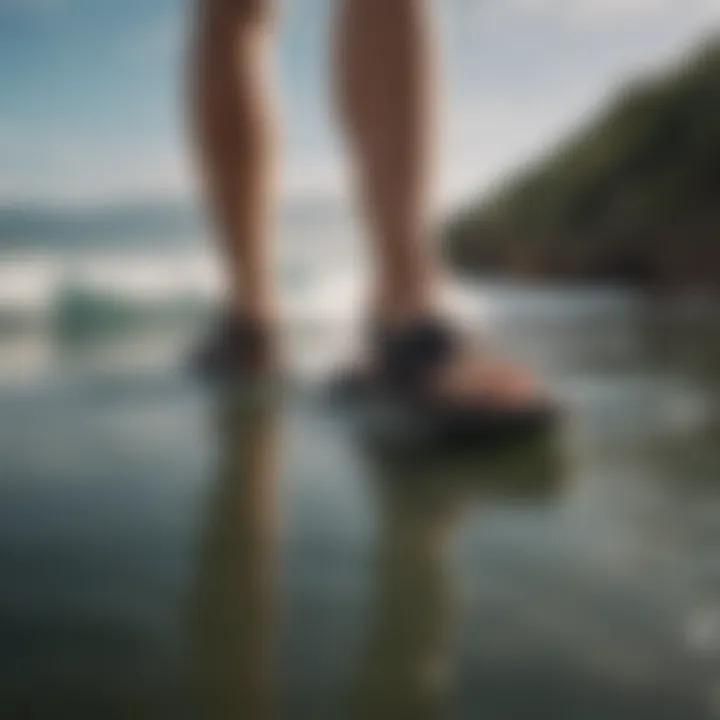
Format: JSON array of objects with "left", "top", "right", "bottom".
[{"left": 0, "top": 0, "right": 718, "bottom": 207}]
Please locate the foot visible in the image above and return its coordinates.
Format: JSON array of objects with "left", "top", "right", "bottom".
[
  {"left": 337, "top": 317, "right": 559, "bottom": 436},
  {"left": 191, "top": 314, "right": 278, "bottom": 382}
]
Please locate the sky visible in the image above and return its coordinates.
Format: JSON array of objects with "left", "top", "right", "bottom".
[{"left": 0, "top": 0, "right": 718, "bottom": 209}]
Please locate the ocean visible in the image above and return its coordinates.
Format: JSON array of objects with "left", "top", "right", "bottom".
[{"left": 1, "top": 204, "right": 720, "bottom": 718}]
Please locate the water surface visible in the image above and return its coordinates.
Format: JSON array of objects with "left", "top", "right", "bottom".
[{"left": 1, "top": 277, "right": 719, "bottom": 719}]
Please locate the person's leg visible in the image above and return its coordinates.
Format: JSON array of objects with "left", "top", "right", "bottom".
[
  {"left": 335, "top": 0, "right": 439, "bottom": 325},
  {"left": 191, "top": 0, "right": 277, "bottom": 325},
  {"left": 335, "top": 0, "right": 546, "bottom": 408}
]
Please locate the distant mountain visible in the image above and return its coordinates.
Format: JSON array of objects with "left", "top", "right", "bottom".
[
  {"left": 445, "top": 38, "right": 720, "bottom": 291},
  {"left": 0, "top": 196, "right": 348, "bottom": 252},
  {"left": 0, "top": 200, "right": 202, "bottom": 251}
]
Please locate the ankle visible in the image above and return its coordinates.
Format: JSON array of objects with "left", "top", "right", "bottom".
[
  {"left": 227, "top": 294, "right": 277, "bottom": 329},
  {"left": 225, "top": 312, "right": 279, "bottom": 370},
  {"left": 371, "top": 284, "right": 440, "bottom": 330}
]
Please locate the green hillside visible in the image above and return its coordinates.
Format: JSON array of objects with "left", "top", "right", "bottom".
[{"left": 445, "top": 38, "right": 720, "bottom": 290}]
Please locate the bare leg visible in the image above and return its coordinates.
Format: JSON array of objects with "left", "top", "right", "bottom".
[
  {"left": 191, "top": 0, "right": 277, "bottom": 324},
  {"left": 335, "top": 0, "right": 439, "bottom": 324},
  {"left": 335, "top": 0, "right": 546, "bottom": 405}
]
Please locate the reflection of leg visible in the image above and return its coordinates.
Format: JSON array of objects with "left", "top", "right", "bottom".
[
  {"left": 348, "top": 445, "right": 564, "bottom": 720},
  {"left": 350, "top": 473, "right": 464, "bottom": 720},
  {"left": 190, "top": 399, "right": 279, "bottom": 719},
  {"left": 191, "top": 0, "right": 278, "bottom": 324}
]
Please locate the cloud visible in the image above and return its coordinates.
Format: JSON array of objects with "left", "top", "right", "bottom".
[
  {"left": 504, "top": 0, "right": 720, "bottom": 22},
  {"left": 515, "top": 0, "right": 670, "bottom": 17}
]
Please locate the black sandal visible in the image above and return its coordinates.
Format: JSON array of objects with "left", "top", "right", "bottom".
[
  {"left": 190, "top": 315, "right": 277, "bottom": 383},
  {"left": 333, "top": 317, "right": 560, "bottom": 445}
]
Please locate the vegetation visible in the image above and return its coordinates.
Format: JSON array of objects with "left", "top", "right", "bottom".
[{"left": 445, "top": 38, "right": 720, "bottom": 290}]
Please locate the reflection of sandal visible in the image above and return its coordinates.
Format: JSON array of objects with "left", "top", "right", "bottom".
[
  {"left": 190, "top": 315, "right": 277, "bottom": 383},
  {"left": 367, "top": 427, "right": 565, "bottom": 500},
  {"left": 334, "top": 317, "right": 561, "bottom": 443}
]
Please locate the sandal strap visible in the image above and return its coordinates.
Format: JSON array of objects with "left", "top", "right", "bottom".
[
  {"left": 193, "top": 314, "right": 275, "bottom": 378},
  {"left": 218, "top": 316, "right": 271, "bottom": 349},
  {"left": 373, "top": 317, "right": 461, "bottom": 388}
]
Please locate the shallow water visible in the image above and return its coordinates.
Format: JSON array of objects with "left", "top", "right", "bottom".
[{"left": 1, "top": 285, "right": 720, "bottom": 719}]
